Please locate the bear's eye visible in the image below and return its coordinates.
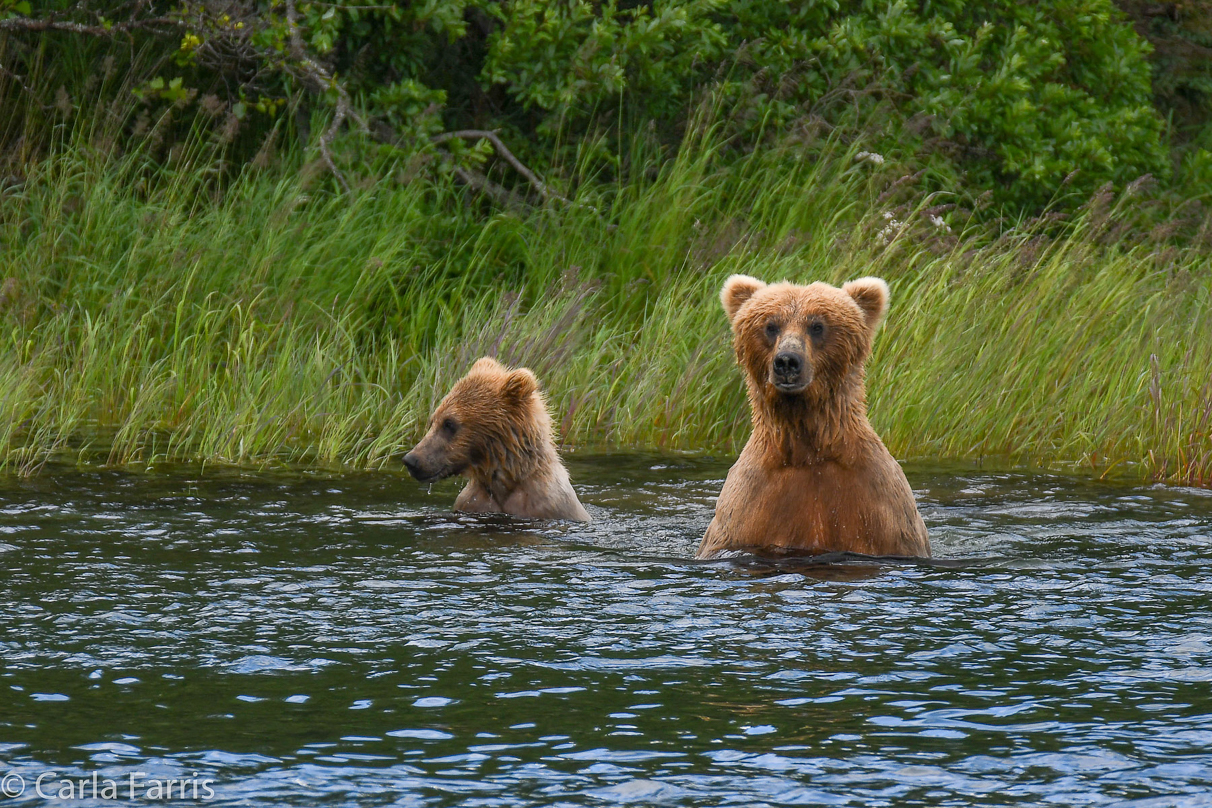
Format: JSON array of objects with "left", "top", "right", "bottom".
[
  {"left": 764, "top": 321, "right": 780, "bottom": 339},
  {"left": 441, "top": 417, "right": 459, "bottom": 436},
  {"left": 809, "top": 321, "right": 825, "bottom": 338}
]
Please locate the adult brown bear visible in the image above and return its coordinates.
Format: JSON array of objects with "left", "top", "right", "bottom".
[
  {"left": 403, "top": 357, "right": 590, "bottom": 522},
  {"left": 697, "top": 275, "right": 929, "bottom": 559}
]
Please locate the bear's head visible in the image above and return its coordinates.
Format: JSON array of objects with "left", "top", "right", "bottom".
[
  {"left": 403, "top": 357, "right": 545, "bottom": 484},
  {"left": 720, "top": 274, "right": 889, "bottom": 405}
]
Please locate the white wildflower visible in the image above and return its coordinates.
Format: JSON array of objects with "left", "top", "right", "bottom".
[
  {"left": 928, "top": 214, "right": 952, "bottom": 233},
  {"left": 877, "top": 217, "right": 903, "bottom": 244},
  {"left": 855, "top": 151, "right": 885, "bottom": 165},
  {"left": 882, "top": 211, "right": 895, "bottom": 220}
]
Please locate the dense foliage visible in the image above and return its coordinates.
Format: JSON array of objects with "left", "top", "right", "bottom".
[{"left": 0, "top": 0, "right": 1195, "bottom": 211}]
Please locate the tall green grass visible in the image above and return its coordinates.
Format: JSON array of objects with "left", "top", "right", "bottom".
[{"left": 1, "top": 127, "right": 1210, "bottom": 484}]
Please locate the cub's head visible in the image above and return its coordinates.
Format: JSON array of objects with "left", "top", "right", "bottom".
[
  {"left": 403, "top": 357, "right": 543, "bottom": 483},
  {"left": 720, "top": 274, "right": 889, "bottom": 401}
]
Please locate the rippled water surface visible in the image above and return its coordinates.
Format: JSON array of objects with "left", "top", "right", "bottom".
[{"left": 3, "top": 454, "right": 1212, "bottom": 806}]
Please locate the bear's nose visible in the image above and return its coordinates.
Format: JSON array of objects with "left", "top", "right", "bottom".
[
  {"left": 402, "top": 452, "right": 422, "bottom": 477},
  {"left": 772, "top": 352, "right": 803, "bottom": 378}
]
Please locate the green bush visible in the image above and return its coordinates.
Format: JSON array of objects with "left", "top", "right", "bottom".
[
  {"left": 481, "top": 0, "right": 1169, "bottom": 208},
  {"left": 0, "top": 0, "right": 1176, "bottom": 211}
]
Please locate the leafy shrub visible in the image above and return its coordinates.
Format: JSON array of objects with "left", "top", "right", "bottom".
[
  {"left": 482, "top": 0, "right": 1169, "bottom": 208},
  {"left": 0, "top": 0, "right": 1175, "bottom": 211}
]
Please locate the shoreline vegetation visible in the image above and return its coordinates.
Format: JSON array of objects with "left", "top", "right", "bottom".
[
  {"left": 1, "top": 128, "right": 1210, "bottom": 486},
  {"left": 3, "top": 1, "right": 1211, "bottom": 486}
]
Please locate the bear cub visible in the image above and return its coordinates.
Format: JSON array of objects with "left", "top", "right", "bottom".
[
  {"left": 697, "top": 275, "right": 929, "bottom": 558},
  {"left": 404, "top": 357, "right": 590, "bottom": 522}
]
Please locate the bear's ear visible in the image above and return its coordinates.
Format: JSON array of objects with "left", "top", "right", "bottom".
[
  {"left": 720, "top": 275, "right": 766, "bottom": 322},
  {"left": 843, "top": 277, "right": 890, "bottom": 332},
  {"left": 502, "top": 367, "right": 539, "bottom": 402}
]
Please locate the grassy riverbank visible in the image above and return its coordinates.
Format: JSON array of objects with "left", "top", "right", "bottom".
[{"left": 1, "top": 134, "right": 1210, "bottom": 485}]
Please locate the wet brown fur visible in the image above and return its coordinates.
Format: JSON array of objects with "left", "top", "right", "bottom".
[
  {"left": 404, "top": 357, "right": 590, "bottom": 522},
  {"left": 697, "top": 275, "right": 929, "bottom": 558}
]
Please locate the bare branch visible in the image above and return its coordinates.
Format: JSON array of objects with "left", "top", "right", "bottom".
[
  {"left": 432, "top": 129, "right": 567, "bottom": 204},
  {"left": 453, "top": 166, "right": 526, "bottom": 209},
  {"left": 0, "top": 14, "right": 181, "bottom": 37},
  {"left": 292, "top": 1, "right": 401, "bottom": 8},
  {"left": 283, "top": 0, "right": 371, "bottom": 194}
]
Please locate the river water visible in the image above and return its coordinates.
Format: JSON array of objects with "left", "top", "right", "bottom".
[{"left": 2, "top": 454, "right": 1211, "bottom": 806}]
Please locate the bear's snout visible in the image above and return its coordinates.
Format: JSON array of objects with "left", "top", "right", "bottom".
[
  {"left": 402, "top": 446, "right": 448, "bottom": 483},
  {"left": 771, "top": 349, "right": 810, "bottom": 393},
  {"left": 773, "top": 351, "right": 802, "bottom": 377},
  {"left": 401, "top": 450, "right": 427, "bottom": 480}
]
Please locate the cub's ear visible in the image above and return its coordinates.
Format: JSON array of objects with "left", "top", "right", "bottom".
[
  {"left": 502, "top": 367, "right": 539, "bottom": 402},
  {"left": 471, "top": 356, "right": 505, "bottom": 375},
  {"left": 720, "top": 275, "right": 766, "bottom": 322},
  {"left": 843, "top": 276, "right": 890, "bottom": 332}
]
